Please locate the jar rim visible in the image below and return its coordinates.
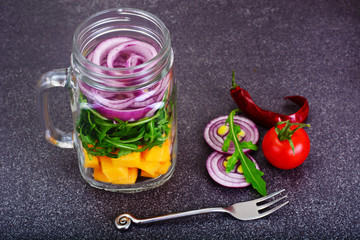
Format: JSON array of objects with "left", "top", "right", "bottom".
[{"left": 72, "top": 8, "right": 171, "bottom": 82}]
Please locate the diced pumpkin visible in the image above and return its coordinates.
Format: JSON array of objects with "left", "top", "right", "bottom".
[
  {"left": 157, "top": 161, "right": 171, "bottom": 174},
  {"left": 140, "top": 161, "right": 171, "bottom": 178},
  {"left": 142, "top": 138, "right": 171, "bottom": 163},
  {"left": 103, "top": 151, "right": 160, "bottom": 175},
  {"left": 93, "top": 168, "right": 110, "bottom": 182},
  {"left": 112, "top": 151, "right": 141, "bottom": 168},
  {"left": 89, "top": 138, "right": 173, "bottom": 183},
  {"left": 96, "top": 155, "right": 112, "bottom": 163},
  {"left": 100, "top": 156, "right": 129, "bottom": 182},
  {"left": 137, "top": 160, "right": 161, "bottom": 175},
  {"left": 141, "top": 170, "right": 160, "bottom": 178},
  {"left": 83, "top": 149, "right": 100, "bottom": 168},
  {"left": 112, "top": 168, "right": 138, "bottom": 184}
]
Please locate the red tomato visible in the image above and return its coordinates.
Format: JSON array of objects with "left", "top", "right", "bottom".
[{"left": 262, "top": 124, "right": 310, "bottom": 169}]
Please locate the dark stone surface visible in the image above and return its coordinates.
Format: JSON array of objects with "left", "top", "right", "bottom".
[{"left": 1, "top": 0, "right": 360, "bottom": 239}]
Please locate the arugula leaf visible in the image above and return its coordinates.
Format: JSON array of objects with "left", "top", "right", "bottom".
[
  {"left": 223, "top": 109, "right": 267, "bottom": 196},
  {"left": 76, "top": 92, "right": 171, "bottom": 158}
]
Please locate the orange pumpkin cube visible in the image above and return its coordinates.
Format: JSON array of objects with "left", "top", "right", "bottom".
[
  {"left": 93, "top": 168, "right": 110, "bottom": 183},
  {"left": 100, "top": 157, "right": 129, "bottom": 182},
  {"left": 84, "top": 150, "right": 100, "bottom": 169},
  {"left": 112, "top": 168, "right": 138, "bottom": 184},
  {"left": 112, "top": 151, "right": 141, "bottom": 168},
  {"left": 137, "top": 160, "right": 161, "bottom": 175},
  {"left": 157, "top": 161, "right": 171, "bottom": 174},
  {"left": 140, "top": 161, "right": 171, "bottom": 178},
  {"left": 141, "top": 170, "right": 160, "bottom": 178},
  {"left": 84, "top": 153, "right": 100, "bottom": 168},
  {"left": 142, "top": 138, "right": 171, "bottom": 163}
]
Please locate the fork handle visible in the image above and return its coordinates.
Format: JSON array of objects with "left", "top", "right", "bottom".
[{"left": 115, "top": 207, "right": 228, "bottom": 230}]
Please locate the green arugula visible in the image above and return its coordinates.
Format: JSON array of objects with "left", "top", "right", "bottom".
[
  {"left": 76, "top": 94, "right": 171, "bottom": 158},
  {"left": 222, "top": 109, "right": 267, "bottom": 196}
]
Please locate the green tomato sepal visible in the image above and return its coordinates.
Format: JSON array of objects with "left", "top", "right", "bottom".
[{"left": 274, "top": 120, "right": 310, "bottom": 156}]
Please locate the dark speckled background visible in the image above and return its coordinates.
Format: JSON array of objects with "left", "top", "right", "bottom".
[{"left": 1, "top": 0, "right": 360, "bottom": 239}]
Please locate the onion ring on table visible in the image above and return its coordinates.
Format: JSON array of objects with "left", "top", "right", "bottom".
[
  {"left": 206, "top": 151, "right": 260, "bottom": 188},
  {"left": 204, "top": 115, "right": 259, "bottom": 154}
]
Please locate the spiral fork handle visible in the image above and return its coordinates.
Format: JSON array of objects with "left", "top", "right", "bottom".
[
  {"left": 115, "top": 214, "right": 138, "bottom": 230},
  {"left": 115, "top": 208, "right": 227, "bottom": 230}
]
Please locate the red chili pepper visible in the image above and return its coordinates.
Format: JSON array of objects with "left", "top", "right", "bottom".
[{"left": 230, "top": 72, "right": 309, "bottom": 128}]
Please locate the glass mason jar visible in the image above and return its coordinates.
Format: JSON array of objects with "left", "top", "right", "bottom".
[{"left": 37, "top": 8, "right": 177, "bottom": 192}]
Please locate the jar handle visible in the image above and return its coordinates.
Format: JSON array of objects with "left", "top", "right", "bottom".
[{"left": 36, "top": 67, "right": 74, "bottom": 148}]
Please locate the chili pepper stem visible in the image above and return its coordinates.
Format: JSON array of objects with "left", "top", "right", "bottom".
[
  {"left": 274, "top": 120, "right": 310, "bottom": 155},
  {"left": 231, "top": 70, "right": 238, "bottom": 90}
]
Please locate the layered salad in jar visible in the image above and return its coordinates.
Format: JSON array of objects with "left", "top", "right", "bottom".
[{"left": 75, "top": 37, "right": 175, "bottom": 185}]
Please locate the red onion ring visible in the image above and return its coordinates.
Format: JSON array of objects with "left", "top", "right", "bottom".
[
  {"left": 106, "top": 41, "right": 157, "bottom": 68},
  {"left": 90, "top": 37, "right": 133, "bottom": 66},
  {"left": 204, "top": 115, "right": 259, "bottom": 154},
  {"left": 92, "top": 92, "right": 135, "bottom": 110},
  {"left": 78, "top": 80, "right": 94, "bottom": 100},
  {"left": 131, "top": 75, "right": 169, "bottom": 108},
  {"left": 144, "top": 102, "right": 165, "bottom": 118},
  {"left": 126, "top": 54, "right": 145, "bottom": 68},
  {"left": 92, "top": 101, "right": 164, "bottom": 122},
  {"left": 87, "top": 51, "right": 94, "bottom": 61},
  {"left": 206, "top": 151, "right": 260, "bottom": 188},
  {"left": 79, "top": 37, "right": 169, "bottom": 121}
]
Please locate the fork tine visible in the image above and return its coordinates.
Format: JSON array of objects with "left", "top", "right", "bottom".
[
  {"left": 256, "top": 200, "right": 289, "bottom": 219},
  {"left": 257, "top": 195, "right": 288, "bottom": 210},
  {"left": 255, "top": 189, "right": 286, "bottom": 203}
]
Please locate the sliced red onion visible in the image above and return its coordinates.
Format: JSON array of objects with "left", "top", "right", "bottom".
[
  {"left": 131, "top": 76, "right": 169, "bottom": 108},
  {"left": 92, "top": 94, "right": 135, "bottom": 110},
  {"left": 92, "top": 101, "right": 164, "bottom": 122},
  {"left": 156, "top": 83, "right": 169, "bottom": 102},
  {"left": 131, "top": 97, "right": 157, "bottom": 108},
  {"left": 144, "top": 102, "right": 164, "bottom": 118},
  {"left": 126, "top": 54, "right": 146, "bottom": 68},
  {"left": 107, "top": 41, "right": 157, "bottom": 68},
  {"left": 87, "top": 51, "right": 94, "bottom": 61},
  {"left": 91, "top": 37, "right": 133, "bottom": 66},
  {"left": 206, "top": 151, "right": 260, "bottom": 188},
  {"left": 92, "top": 89, "right": 119, "bottom": 99},
  {"left": 133, "top": 80, "right": 164, "bottom": 102},
  {"left": 204, "top": 115, "right": 259, "bottom": 154},
  {"left": 78, "top": 80, "right": 95, "bottom": 100},
  {"left": 79, "top": 37, "right": 168, "bottom": 121}
]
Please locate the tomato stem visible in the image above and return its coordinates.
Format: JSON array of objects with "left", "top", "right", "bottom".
[{"left": 274, "top": 120, "right": 310, "bottom": 155}]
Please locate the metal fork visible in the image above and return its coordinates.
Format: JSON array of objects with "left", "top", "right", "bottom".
[{"left": 115, "top": 189, "right": 289, "bottom": 230}]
